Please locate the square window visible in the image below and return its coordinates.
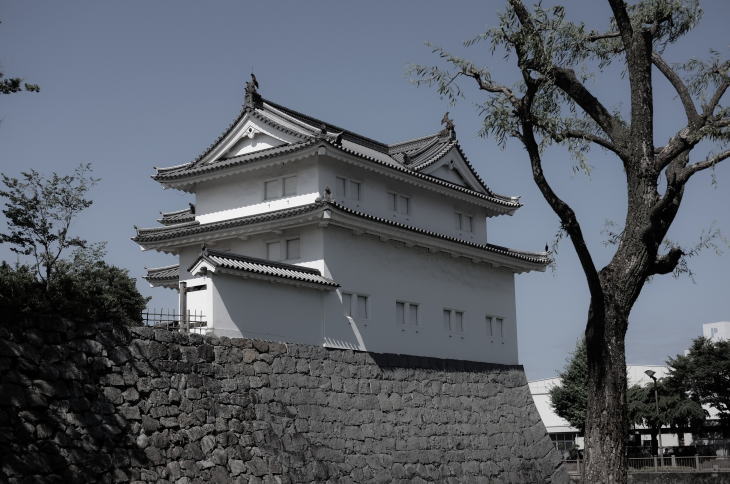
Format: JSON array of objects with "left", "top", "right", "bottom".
[
  {"left": 283, "top": 176, "right": 297, "bottom": 197},
  {"left": 265, "top": 180, "right": 282, "bottom": 200},
  {"left": 357, "top": 295, "right": 368, "bottom": 319},
  {"left": 266, "top": 241, "right": 281, "bottom": 261},
  {"left": 285, "top": 238, "right": 300, "bottom": 260}
]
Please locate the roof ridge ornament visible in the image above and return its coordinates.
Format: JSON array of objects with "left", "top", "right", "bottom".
[
  {"left": 244, "top": 73, "right": 262, "bottom": 110},
  {"left": 440, "top": 112, "right": 456, "bottom": 140}
]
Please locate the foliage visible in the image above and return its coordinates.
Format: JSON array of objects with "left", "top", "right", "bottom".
[
  {"left": 549, "top": 339, "right": 588, "bottom": 433},
  {"left": 0, "top": 164, "right": 97, "bottom": 287},
  {"left": 551, "top": 339, "right": 706, "bottom": 435},
  {"left": 628, "top": 381, "right": 705, "bottom": 433},
  {"left": 667, "top": 337, "right": 730, "bottom": 431},
  {"left": 0, "top": 72, "right": 40, "bottom": 95},
  {"left": 0, "top": 248, "right": 148, "bottom": 327}
]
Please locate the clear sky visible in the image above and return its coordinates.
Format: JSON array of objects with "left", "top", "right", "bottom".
[{"left": 1, "top": 1, "right": 728, "bottom": 380}]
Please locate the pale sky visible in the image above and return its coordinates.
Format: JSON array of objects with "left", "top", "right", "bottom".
[{"left": 1, "top": 1, "right": 728, "bottom": 379}]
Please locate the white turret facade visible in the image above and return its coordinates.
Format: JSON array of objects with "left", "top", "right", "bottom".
[{"left": 134, "top": 79, "right": 548, "bottom": 365}]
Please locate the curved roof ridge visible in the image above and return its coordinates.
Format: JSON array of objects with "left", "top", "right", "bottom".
[
  {"left": 388, "top": 132, "right": 442, "bottom": 154},
  {"left": 263, "top": 98, "right": 389, "bottom": 153}
]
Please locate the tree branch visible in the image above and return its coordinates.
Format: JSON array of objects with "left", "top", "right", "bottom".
[
  {"left": 704, "top": 78, "right": 729, "bottom": 118},
  {"left": 586, "top": 31, "right": 620, "bottom": 42},
  {"left": 679, "top": 149, "right": 730, "bottom": 183},
  {"left": 650, "top": 247, "right": 684, "bottom": 275},
  {"left": 549, "top": 128, "right": 621, "bottom": 154},
  {"left": 507, "top": 0, "right": 627, "bottom": 145},
  {"left": 652, "top": 52, "right": 700, "bottom": 124},
  {"left": 464, "top": 68, "right": 520, "bottom": 108},
  {"left": 607, "top": 0, "right": 633, "bottom": 49},
  {"left": 517, "top": 82, "right": 604, "bottom": 304}
]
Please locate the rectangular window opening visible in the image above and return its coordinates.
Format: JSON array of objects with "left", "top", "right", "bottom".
[
  {"left": 396, "top": 302, "right": 405, "bottom": 325},
  {"left": 285, "top": 238, "right": 300, "bottom": 260},
  {"left": 266, "top": 241, "right": 281, "bottom": 261}
]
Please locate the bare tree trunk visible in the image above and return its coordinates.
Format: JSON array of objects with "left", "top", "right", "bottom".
[{"left": 583, "top": 300, "right": 629, "bottom": 483}]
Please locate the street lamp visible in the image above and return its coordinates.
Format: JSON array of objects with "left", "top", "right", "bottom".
[{"left": 644, "top": 369, "right": 663, "bottom": 462}]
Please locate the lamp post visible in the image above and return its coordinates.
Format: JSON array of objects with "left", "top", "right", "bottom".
[{"left": 644, "top": 369, "right": 663, "bottom": 462}]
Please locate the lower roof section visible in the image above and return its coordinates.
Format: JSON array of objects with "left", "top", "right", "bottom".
[
  {"left": 144, "top": 264, "right": 179, "bottom": 289},
  {"left": 133, "top": 200, "right": 550, "bottom": 273},
  {"left": 189, "top": 248, "right": 339, "bottom": 290}
]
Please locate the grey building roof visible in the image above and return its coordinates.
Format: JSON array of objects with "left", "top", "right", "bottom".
[
  {"left": 143, "top": 264, "right": 180, "bottom": 287},
  {"left": 133, "top": 200, "right": 549, "bottom": 267},
  {"left": 151, "top": 94, "right": 519, "bottom": 208},
  {"left": 191, "top": 248, "right": 339, "bottom": 288},
  {"left": 158, "top": 207, "right": 195, "bottom": 225}
]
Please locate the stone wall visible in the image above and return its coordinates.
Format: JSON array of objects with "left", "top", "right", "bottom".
[{"left": 0, "top": 318, "right": 567, "bottom": 483}]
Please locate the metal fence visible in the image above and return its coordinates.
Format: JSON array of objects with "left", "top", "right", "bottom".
[
  {"left": 563, "top": 456, "right": 730, "bottom": 475},
  {"left": 141, "top": 308, "right": 208, "bottom": 335}
]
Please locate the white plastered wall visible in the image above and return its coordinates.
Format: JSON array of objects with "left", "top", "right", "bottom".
[
  {"left": 320, "top": 226, "right": 518, "bottom": 364},
  {"left": 194, "top": 157, "right": 319, "bottom": 222},
  {"left": 208, "top": 273, "right": 325, "bottom": 343},
  {"left": 317, "top": 156, "right": 489, "bottom": 244}
]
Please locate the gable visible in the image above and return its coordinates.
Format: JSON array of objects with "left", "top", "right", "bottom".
[
  {"left": 201, "top": 116, "right": 301, "bottom": 165},
  {"left": 419, "top": 146, "right": 485, "bottom": 193}
]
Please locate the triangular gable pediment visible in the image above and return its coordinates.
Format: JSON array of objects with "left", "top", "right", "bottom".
[
  {"left": 418, "top": 146, "right": 485, "bottom": 193},
  {"left": 199, "top": 113, "right": 309, "bottom": 165}
]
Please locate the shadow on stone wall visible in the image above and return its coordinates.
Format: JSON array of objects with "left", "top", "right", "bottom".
[
  {"left": 1, "top": 322, "right": 567, "bottom": 483},
  {"left": 0, "top": 318, "right": 147, "bottom": 482}
]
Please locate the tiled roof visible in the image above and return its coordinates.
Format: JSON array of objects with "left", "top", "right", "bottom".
[
  {"left": 154, "top": 141, "right": 316, "bottom": 181},
  {"left": 158, "top": 208, "right": 195, "bottom": 225},
  {"left": 193, "top": 249, "right": 339, "bottom": 288},
  {"left": 151, "top": 93, "right": 518, "bottom": 206},
  {"left": 133, "top": 202, "right": 325, "bottom": 243},
  {"left": 143, "top": 264, "right": 179, "bottom": 286},
  {"left": 134, "top": 200, "right": 548, "bottom": 267},
  {"left": 324, "top": 201, "right": 549, "bottom": 266},
  {"left": 324, "top": 139, "right": 520, "bottom": 209}
]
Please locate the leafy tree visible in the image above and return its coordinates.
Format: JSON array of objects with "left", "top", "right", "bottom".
[
  {"left": 628, "top": 381, "right": 705, "bottom": 454},
  {"left": 0, "top": 165, "right": 147, "bottom": 326},
  {"left": 0, "top": 20, "right": 40, "bottom": 95},
  {"left": 551, "top": 340, "right": 706, "bottom": 454},
  {"left": 0, "top": 164, "right": 97, "bottom": 289},
  {"left": 550, "top": 339, "right": 589, "bottom": 433},
  {"left": 0, "top": 248, "right": 147, "bottom": 327},
  {"left": 667, "top": 337, "right": 730, "bottom": 435},
  {"left": 412, "top": 1, "right": 728, "bottom": 480}
]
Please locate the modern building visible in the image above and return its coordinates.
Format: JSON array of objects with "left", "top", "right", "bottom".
[
  {"left": 134, "top": 78, "right": 548, "bottom": 364},
  {"left": 703, "top": 321, "right": 730, "bottom": 342},
  {"left": 530, "top": 322, "right": 729, "bottom": 456},
  {"left": 529, "top": 365, "right": 683, "bottom": 456}
]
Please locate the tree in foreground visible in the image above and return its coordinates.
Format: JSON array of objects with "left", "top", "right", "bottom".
[
  {"left": 412, "top": 2, "right": 728, "bottom": 478},
  {"left": 0, "top": 165, "right": 147, "bottom": 325},
  {"left": 667, "top": 337, "right": 730, "bottom": 436},
  {"left": 551, "top": 339, "right": 705, "bottom": 455}
]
